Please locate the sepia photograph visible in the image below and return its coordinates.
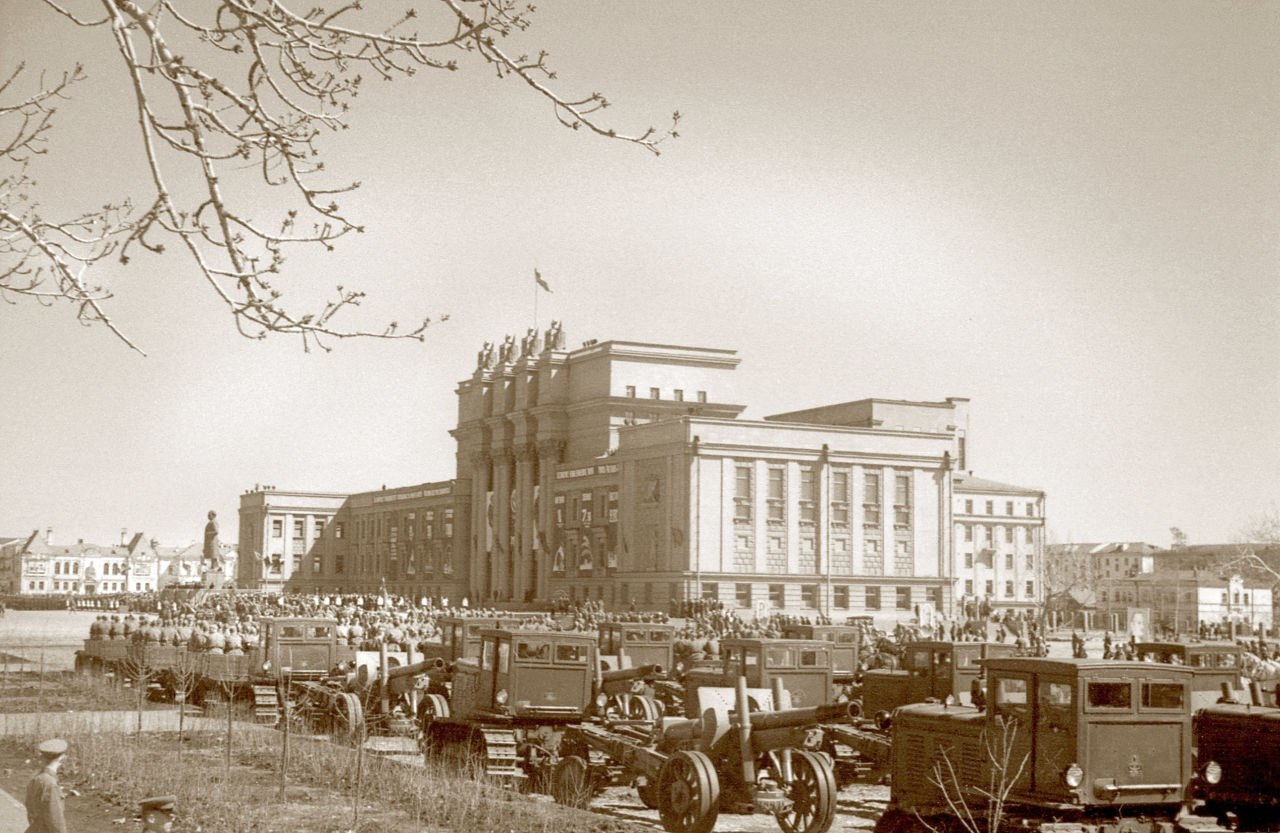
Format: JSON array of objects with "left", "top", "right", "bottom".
[{"left": 0, "top": 2, "right": 1276, "bottom": 832}]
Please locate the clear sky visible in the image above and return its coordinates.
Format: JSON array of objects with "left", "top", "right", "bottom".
[{"left": 1, "top": 1, "right": 1276, "bottom": 549}]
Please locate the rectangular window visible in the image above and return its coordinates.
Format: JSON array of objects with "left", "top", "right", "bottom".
[
  {"left": 734, "top": 464, "right": 754, "bottom": 523},
  {"left": 649, "top": 387, "right": 660, "bottom": 399},
  {"left": 736, "top": 583, "right": 752, "bottom": 607},
  {"left": 799, "top": 466, "right": 816, "bottom": 524},
  {"left": 1026, "top": 503, "right": 1035, "bottom": 517},
  {"left": 964, "top": 525, "right": 973, "bottom": 542},
  {"left": 674, "top": 389, "right": 684, "bottom": 401},
  {"left": 335, "top": 522, "right": 345, "bottom": 539},
  {"left": 964, "top": 579, "right": 973, "bottom": 595},
  {"left": 1005, "top": 553, "right": 1014, "bottom": 570},
  {"left": 625, "top": 385, "right": 636, "bottom": 398},
  {"left": 767, "top": 466, "right": 785, "bottom": 523},
  {"left": 896, "top": 586, "right": 911, "bottom": 610},
  {"left": 293, "top": 518, "right": 304, "bottom": 538},
  {"left": 964, "top": 499, "right": 973, "bottom": 514},
  {"left": 313, "top": 519, "right": 325, "bottom": 539},
  {"left": 1141, "top": 682, "right": 1184, "bottom": 710},
  {"left": 1005, "top": 580, "right": 1014, "bottom": 598},
  {"left": 801, "top": 584, "right": 818, "bottom": 608},
  {"left": 271, "top": 519, "right": 282, "bottom": 538},
  {"left": 831, "top": 468, "right": 850, "bottom": 525},
  {"left": 1004, "top": 526, "right": 1014, "bottom": 544},
  {"left": 985, "top": 500, "right": 994, "bottom": 514},
  {"left": 964, "top": 552, "right": 973, "bottom": 568},
  {"left": 1005, "top": 501, "right": 1014, "bottom": 516},
  {"left": 1025, "top": 580, "right": 1035, "bottom": 597},
  {"left": 894, "top": 473, "right": 911, "bottom": 528},
  {"left": 702, "top": 582, "right": 719, "bottom": 600},
  {"left": 985, "top": 580, "right": 993, "bottom": 596},
  {"left": 833, "top": 586, "right": 849, "bottom": 609},
  {"left": 865, "top": 586, "right": 881, "bottom": 610},
  {"left": 335, "top": 552, "right": 345, "bottom": 574},
  {"left": 1087, "top": 681, "right": 1132, "bottom": 710},
  {"left": 863, "top": 472, "right": 881, "bottom": 526},
  {"left": 697, "top": 390, "right": 707, "bottom": 403},
  {"left": 769, "top": 584, "right": 785, "bottom": 608}
]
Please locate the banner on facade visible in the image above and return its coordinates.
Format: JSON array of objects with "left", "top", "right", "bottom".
[
  {"left": 552, "top": 545, "right": 566, "bottom": 575},
  {"left": 579, "top": 535, "right": 593, "bottom": 574}
]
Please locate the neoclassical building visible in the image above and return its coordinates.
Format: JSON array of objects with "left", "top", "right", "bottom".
[{"left": 240, "top": 326, "right": 1043, "bottom": 621}]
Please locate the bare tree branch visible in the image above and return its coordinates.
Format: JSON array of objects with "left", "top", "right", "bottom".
[{"left": 2, "top": 0, "right": 680, "bottom": 354}]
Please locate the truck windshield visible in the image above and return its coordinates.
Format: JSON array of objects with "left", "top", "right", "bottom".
[
  {"left": 766, "top": 647, "right": 793, "bottom": 668},
  {"left": 1087, "top": 681, "right": 1132, "bottom": 709},
  {"left": 555, "top": 644, "right": 588, "bottom": 664},
  {"left": 517, "top": 640, "right": 550, "bottom": 661},
  {"left": 1141, "top": 682, "right": 1184, "bottom": 710}
]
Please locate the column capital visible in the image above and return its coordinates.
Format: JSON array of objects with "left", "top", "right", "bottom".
[
  {"left": 536, "top": 439, "right": 566, "bottom": 462},
  {"left": 515, "top": 442, "right": 538, "bottom": 463}
]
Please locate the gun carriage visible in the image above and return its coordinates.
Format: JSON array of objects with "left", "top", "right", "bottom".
[
  {"left": 599, "top": 621, "right": 683, "bottom": 716},
  {"left": 556, "top": 675, "right": 855, "bottom": 833}
]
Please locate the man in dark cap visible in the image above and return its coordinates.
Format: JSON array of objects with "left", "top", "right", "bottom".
[{"left": 25, "top": 738, "right": 68, "bottom": 833}]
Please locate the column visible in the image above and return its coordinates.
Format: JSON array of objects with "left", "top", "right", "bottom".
[
  {"left": 536, "top": 440, "right": 564, "bottom": 601},
  {"left": 513, "top": 443, "right": 536, "bottom": 601},
  {"left": 468, "top": 451, "right": 490, "bottom": 604},
  {"left": 493, "top": 452, "right": 513, "bottom": 601}
]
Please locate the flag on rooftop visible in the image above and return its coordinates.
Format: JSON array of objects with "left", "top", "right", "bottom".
[{"left": 535, "top": 269, "right": 551, "bottom": 293}]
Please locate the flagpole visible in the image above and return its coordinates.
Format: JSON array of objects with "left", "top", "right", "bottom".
[{"left": 534, "top": 272, "right": 538, "bottom": 331}]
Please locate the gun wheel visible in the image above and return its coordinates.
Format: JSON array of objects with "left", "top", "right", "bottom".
[
  {"left": 552, "top": 755, "right": 592, "bottom": 809},
  {"left": 629, "top": 694, "right": 661, "bottom": 722},
  {"left": 777, "top": 749, "right": 837, "bottom": 833},
  {"left": 658, "top": 749, "right": 720, "bottom": 833},
  {"left": 335, "top": 692, "right": 365, "bottom": 745}
]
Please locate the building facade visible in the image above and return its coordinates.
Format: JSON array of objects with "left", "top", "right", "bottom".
[
  {"left": 952, "top": 475, "right": 1046, "bottom": 610},
  {"left": 241, "top": 326, "right": 1046, "bottom": 622},
  {"left": 1097, "top": 571, "right": 1274, "bottom": 634}
]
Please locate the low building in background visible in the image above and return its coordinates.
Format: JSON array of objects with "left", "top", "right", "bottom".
[{"left": 1096, "top": 570, "right": 1274, "bottom": 635}]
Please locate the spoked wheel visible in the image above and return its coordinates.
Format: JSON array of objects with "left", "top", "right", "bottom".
[
  {"left": 658, "top": 750, "right": 720, "bottom": 833},
  {"left": 335, "top": 692, "right": 365, "bottom": 744},
  {"left": 417, "top": 694, "right": 450, "bottom": 758},
  {"left": 552, "top": 755, "right": 592, "bottom": 809},
  {"left": 628, "top": 694, "right": 662, "bottom": 722},
  {"left": 776, "top": 749, "right": 837, "bottom": 833}
]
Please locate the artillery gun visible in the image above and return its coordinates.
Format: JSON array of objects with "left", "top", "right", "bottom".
[
  {"left": 294, "top": 645, "right": 447, "bottom": 741},
  {"left": 556, "top": 675, "right": 855, "bottom": 833}
]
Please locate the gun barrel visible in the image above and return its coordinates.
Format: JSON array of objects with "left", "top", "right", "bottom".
[
  {"left": 744, "top": 700, "right": 859, "bottom": 731},
  {"left": 601, "top": 663, "right": 665, "bottom": 684},
  {"left": 386, "top": 657, "right": 445, "bottom": 680}
]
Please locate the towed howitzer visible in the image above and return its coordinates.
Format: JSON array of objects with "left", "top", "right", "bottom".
[
  {"left": 555, "top": 676, "right": 851, "bottom": 833},
  {"left": 348, "top": 656, "right": 447, "bottom": 699}
]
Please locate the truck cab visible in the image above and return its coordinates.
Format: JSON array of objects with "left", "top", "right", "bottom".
[
  {"left": 598, "top": 621, "right": 675, "bottom": 672},
  {"left": 780, "top": 623, "right": 862, "bottom": 682},
  {"left": 1132, "top": 641, "right": 1244, "bottom": 709},
  {"left": 862, "top": 640, "right": 1015, "bottom": 716},
  {"left": 424, "top": 615, "right": 542, "bottom": 666},
  {"left": 888, "top": 658, "right": 1198, "bottom": 821},
  {"left": 450, "top": 629, "right": 597, "bottom": 722},
  {"left": 684, "top": 638, "right": 834, "bottom": 714},
  {"left": 261, "top": 617, "right": 348, "bottom": 680}
]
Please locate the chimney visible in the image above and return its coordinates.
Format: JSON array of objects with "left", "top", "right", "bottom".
[
  {"left": 120, "top": 528, "right": 127, "bottom": 546},
  {"left": 45, "top": 527, "right": 52, "bottom": 544}
]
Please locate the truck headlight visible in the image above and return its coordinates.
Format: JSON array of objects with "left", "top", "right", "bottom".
[
  {"left": 495, "top": 689, "right": 509, "bottom": 706},
  {"left": 1063, "top": 763, "right": 1084, "bottom": 788},
  {"left": 595, "top": 692, "right": 609, "bottom": 710},
  {"left": 1202, "top": 761, "right": 1222, "bottom": 785}
]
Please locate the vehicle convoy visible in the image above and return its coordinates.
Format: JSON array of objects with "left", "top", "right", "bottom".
[
  {"left": 875, "top": 658, "right": 1229, "bottom": 833},
  {"left": 1131, "top": 641, "right": 1246, "bottom": 708},
  {"left": 558, "top": 676, "right": 856, "bottom": 833}
]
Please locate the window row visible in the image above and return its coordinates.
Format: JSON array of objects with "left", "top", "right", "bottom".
[
  {"left": 702, "top": 581, "right": 943, "bottom": 612},
  {"left": 963, "top": 552, "right": 1037, "bottom": 570},
  {"left": 962, "top": 579, "right": 1036, "bottom": 599},
  {"left": 960, "top": 498, "right": 1038, "bottom": 518},
  {"left": 734, "top": 465, "right": 912, "bottom": 529},
  {"left": 960, "top": 524, "right": 1037, "bottom": 545},
  {"left": 624, "top": 386, "right": 708, "bottom": 403}
]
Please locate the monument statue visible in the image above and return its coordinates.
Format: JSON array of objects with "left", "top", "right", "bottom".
[
  {"left": 203, "top": 510, "right": 220, "bottom": 572},
  {"left": 545, "top": 320, "right": 565, "bottom": 349},
  {"left": 521, "top": 327, "right": 541, "bottom": 357},
  {"left": 499, "top": 334, "right": 517, "bottom": 364}
]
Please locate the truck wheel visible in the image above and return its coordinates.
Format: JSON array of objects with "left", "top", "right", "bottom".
[
  {"left": 636, "top": 778, "right": 661, "bottom": 809},
  {"left": 658, "top": 750, "right": 720, "bottom": 833}
]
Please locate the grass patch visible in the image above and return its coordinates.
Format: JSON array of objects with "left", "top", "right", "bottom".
[{"left": 1, "top": 725, "right": 649, "bottom": 833}]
